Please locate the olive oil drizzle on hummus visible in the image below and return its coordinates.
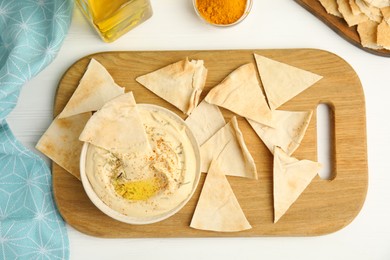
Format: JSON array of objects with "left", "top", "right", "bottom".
[
  {"left": 113, "top": 176, "right": 165, "bottom": 201},
  {"left": 111, "top": 132, "right": 183, "bottom": 201}
]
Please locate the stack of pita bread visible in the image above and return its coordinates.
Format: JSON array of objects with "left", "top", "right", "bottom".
[{"left": 318, "top": 0, "right": 390, "bottom": 49}]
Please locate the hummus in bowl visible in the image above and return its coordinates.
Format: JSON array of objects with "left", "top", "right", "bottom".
[{"left": 80, "top": 104, "right": 201, "bottom": 224}]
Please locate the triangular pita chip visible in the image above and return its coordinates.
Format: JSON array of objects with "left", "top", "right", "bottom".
[
  {"left": 58, "top": 59, "right": 125, "bottom": 119},
  {"left": 136, "top": 58, "right": 207, "bottom": 115},
  {"left": 254, "top": 54, "right": 323, "bottom": 110},
  {"left": 273, "top": 146, "right": 322, "bottom": 223},
  {"left": 319, "top": 0, "right": 343, "bottom": 17},
  {"left": 185, "top": 99, "right": 226, "bottom": 146},
  {"left": 36, "top": 112, "right": 92, "bottom": 180},
  {"left": 377, "top": 20, "right": 390, "bottom": 49},
  {"left": 247, "top": 110, "right": 313, "bottom": 156},
  {"left": 200, "top": 116, "right": 257, "bottom": 179},
  {"left": 190, "top": 160, "right": 252, "bottom": 232},
  {"left": 204, "top": 63, "right": 273, "bottom": 127},
  {"left": 79, "top": 92, "right": 151, "bottom": 155}
]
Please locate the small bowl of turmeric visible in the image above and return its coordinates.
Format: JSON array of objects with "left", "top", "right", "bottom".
[{"left": 193, "top": 0, "right": 253, "bottom": 27}]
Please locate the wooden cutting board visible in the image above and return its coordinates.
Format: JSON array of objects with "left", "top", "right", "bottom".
[
  {"left": 294, "top": 0, "right": 390, "bottom": 57},
  {"left": 53, "top": 49, "right": 368, "bottom": 238}
]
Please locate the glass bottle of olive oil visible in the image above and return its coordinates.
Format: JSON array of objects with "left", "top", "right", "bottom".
[{"left": 76, "top": 0, "right": 153, "bottom": 42}]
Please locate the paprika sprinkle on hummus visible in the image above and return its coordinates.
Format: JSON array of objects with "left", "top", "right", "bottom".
[{"left": 195, "top": 0, "right": 247, "bottom": 25}]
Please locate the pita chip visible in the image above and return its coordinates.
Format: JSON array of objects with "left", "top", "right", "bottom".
[
  {"left": 190, "top": 160, "right": 252, "bottom": 232},
  {"left": 337, "top": 0, "right": 369, "bottom": 26},
  {"left": 350, "top": 0, "right": 365, "bottom": 15},
  {"left": 136, "top": 58, "right": 207, "bottom": 115},
  {"left": 355, "top": 0, "right": 383, "bottom": 22},
  {"left": 364, "top": 0, "right": 390, "bottom": 8},
  {"left": 58, "top": 59, "right": 125, "bottom": 119},
  {"left": 319, "top": 0, "right": 343, "bottom": 17},
  {"left": 36, "top": 112, "right": 92, "bottom": 180},
  {"left": 185, "top": 99, "right": 226, "bottom": 146},
  {"left": 273, "top": 147, "right": 322, "bottom": 223},
  {"left": 254, "top": 54, "right": 322, "bottom": 111},
  {"left": 381, "top": 6, "right": 390, "bottom": 24},
  {"left": 204, "top": 63, "right": 273, "bottom": 127},
  {"left": 357, "top": 20, "right": 382, "bottom": 49},
  {"left": 79, "top": 92, "right": 151, "bottom": 155},
  {"left": 200, "top": 117, "right": 257, "bottom": 179},
  {"left": 377, "top": 20, "right": 390, "bottom": 49},
  {"left": 247, "top": 110, "right": 313, "bottom": 156}
]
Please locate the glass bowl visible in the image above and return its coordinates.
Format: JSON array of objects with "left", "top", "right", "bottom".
[{"left": 192, "top": 0, "right": 253, "bottom": 27}]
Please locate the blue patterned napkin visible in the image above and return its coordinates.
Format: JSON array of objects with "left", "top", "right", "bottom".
[{"left": 0, "top": 0, "right": 72, "bottom": 259}]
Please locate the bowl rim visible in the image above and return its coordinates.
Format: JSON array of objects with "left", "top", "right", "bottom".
[
  {"left": 79, "top": 103, "right": 201, "bottom": 225},
  {"left": 192, "top": 0, "right": 253, "bottom": 27}
]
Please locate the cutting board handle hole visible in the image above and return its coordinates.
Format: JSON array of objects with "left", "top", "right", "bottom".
[{"left": 316, "top": 103, "right": 335, "bottom": 180}]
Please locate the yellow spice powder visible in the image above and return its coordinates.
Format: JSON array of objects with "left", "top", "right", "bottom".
[{"left": 196, "top": 0, "right": 247, "bottom": 25}]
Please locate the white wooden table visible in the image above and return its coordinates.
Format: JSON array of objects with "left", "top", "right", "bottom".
[{"left": 7, "top": 1, "right": 390, "bottom": 259}]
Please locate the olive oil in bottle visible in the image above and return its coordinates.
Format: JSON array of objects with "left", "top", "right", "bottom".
[{"left": 76, "top": 0, "right": 153, "bottom": 42}]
